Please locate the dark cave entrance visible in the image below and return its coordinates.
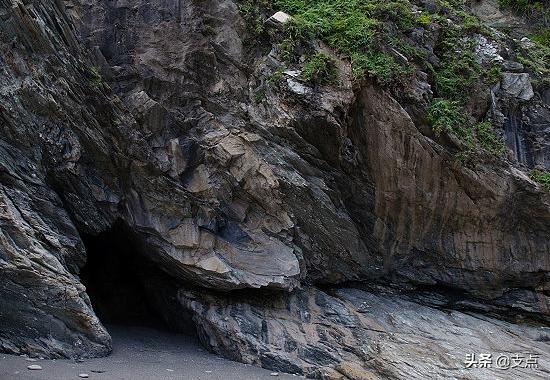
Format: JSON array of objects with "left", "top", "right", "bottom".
[{"left": 80, "top": 222, "right": 180, "bottom": 331}]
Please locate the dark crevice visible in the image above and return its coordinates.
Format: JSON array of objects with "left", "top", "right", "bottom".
[{"left": 79, "top": 221, "right": 195, "bottom": 335}]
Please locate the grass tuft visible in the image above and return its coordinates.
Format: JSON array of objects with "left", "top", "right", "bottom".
[{"left": 302, "top": 52, "right": 338, "bottom": 84}]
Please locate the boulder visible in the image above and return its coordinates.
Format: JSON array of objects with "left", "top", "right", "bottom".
[{"left": 501, "top": 73, "right": 535, "bottom": 101}]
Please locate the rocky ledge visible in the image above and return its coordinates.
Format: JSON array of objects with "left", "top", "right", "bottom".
[{"left": 0, "top": 0, "right": 549, "bottom": 379}]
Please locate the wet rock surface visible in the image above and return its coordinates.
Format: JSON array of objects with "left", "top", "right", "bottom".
[{"left": 0, "top": 0, "right": 549, "bottom": 378}]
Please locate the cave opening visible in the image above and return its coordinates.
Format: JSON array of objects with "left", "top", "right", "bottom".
[{"left": 80, "top": 221, "right": 185, "bottom": 332}]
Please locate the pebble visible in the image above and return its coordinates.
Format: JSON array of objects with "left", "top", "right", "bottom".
[
  {"left": 270, "top": 373, "right": 279, "bottom": 377},
  {"left": 27, "top": 365, "right": 42, "bottom": 370},
  {"left": 78, "top": 374, "right": 89, "bottom": 379},
  {"left": 25, "top": 358, "right": 37, "bottom": 362},
  {"left": 205, "top": 370, "right": 212, "bottom": 373},
  {"left": 166, "top": 369, "right": 174, "bottom": 372}
]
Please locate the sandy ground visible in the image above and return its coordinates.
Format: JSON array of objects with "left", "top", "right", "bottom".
[{"left": 0, "top": 326, "right": 297, "bottom": 380}]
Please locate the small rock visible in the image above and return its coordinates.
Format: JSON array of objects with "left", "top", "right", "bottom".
[
  {"left": 27, "top": 365, "right": 42, "bottom": 370},
  {"left": 270, "top": 372, "right": 280, "bottom": 376},
  {"left": 286, "top": 79, "right": 310, "bottom": 96},
  {"left": 25, "top": 358, "right": 37, "bottom": 362},
  {"left": 79, "top": 374, "right": 89, "bottom": 379},
  {"left": 267, "top": 11, "right": 292, "bottom": 26},
  {"left": 166, "top": 369, "right": 174, "bottom": 372},
  {"left": 205, "top": 370, "right": 212, "bottom": 373},
  {"left": 283, "top": 69, "right": 300, "bottom": 78}
]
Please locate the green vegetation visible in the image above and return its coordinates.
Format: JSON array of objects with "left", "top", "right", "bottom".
[
  {"left": 253, "top": 88, "right": 267, "bottom": 103},
  {"left": 239, "top": 0, "right": 271, "bottom": 34},
  {"left": 530, "top": 170, "right": 550, "bottom": 190},
  {"left": 430, "top": 7, "right": 500, "bottom": 102},
  {"left": 267, "top": 67, "right": 285, "bottom": 86},
  {"left": 488, "top": 65, "right": 503, "bottom": 83},
  {"left": 517, "top": 36, "right": 550, "bottom": 84},
  {"left": 416, "top": 12, "right": 432, "bottom": 26},
  {"left": 351, "top": 51, "right": 411, "bottom": 85},
  {"left": 474, "top": 121, "right": 506, "bottom": 156},
  {"left": 90, "top": 67, "right": 103, "bottom": 87},
  {"left": 427, "top": 99, "right": 505, "bottom": 157},
  {"left": 432, "top": 35, "right": 481, "bottom": 102},
  {"left": 427, "top": 98, "right": 466, "bottom": 136},
  {"left": 301, "top": 52, "right": 338, "bottom": 84},
  {"left": 241, "top": 0, "right": 502, "bottom": 88},
  {"left": 499, "top": 1, "right": 550, "bottom": 83},
  {"left": 238, "top": 1, "right": 514, "bottom": 157},
  {"left": 273, "top": 0, "right": 421, "bottom": 84},
  {"left": 499, "top": 0, "right": 550, "bottom": 22},
  {"left": 531, "top": 28, "right": 550, "bottom": 46}
]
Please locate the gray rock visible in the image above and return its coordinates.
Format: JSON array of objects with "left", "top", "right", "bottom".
[
  {"left": 179, "top": 286, "right": 550, "bottom": 380},
  {"left": 473, "top": 34, "right": 503, "bottom": 64},
  {"left": 501, "top": 73, "right": 535, "bottom": 101},
  {"left": 502, "top": 60, "right": 525, "bottom": 72},
  {"left": 0, "top": 0, "right": 549, "bottom": 373}
]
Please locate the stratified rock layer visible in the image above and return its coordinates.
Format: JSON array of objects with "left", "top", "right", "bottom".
[
  {"left": 0, "top": 0, "right": 549, "bottom": 377},
  {"left": 179, "top": 285, "right": 550, "bottom": 380}
]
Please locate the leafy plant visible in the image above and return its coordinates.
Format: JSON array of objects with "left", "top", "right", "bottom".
[
  {"left": 268, "top": 67, "right": 285, "bottom": 86},
  {"left": 351, "top": 51, "right": 410, "bottom": 84},
  {"left": 278, "top": 38, "right": 299, "bottom": 62},
  {"left": 487, "top": 65, "right": 503, "bottom": 83},
  {"left": 239, "top": 0, "right": 271, "bottom": 34},
  {"left": 416, "top": 12, "right": 432, "bottom": 26},
  {"left": 499, "top": 0, "right": 550, "bottom": 23},
  {"left": 517, "top": 39, "right": 550, "bottom": 84},
  {"left": 474, "top": 121, "right": 506, "bottom": 156},
  {"left": 253, "top": 88, "right": 267, "bottom": 103},
  {"left": 90, "top": 67, "right": 103, "bottom": 87},
  {"left": 301, "top": 52, "right": 338, "bottom": 84},
  {"left": 427, "top": 101, "right": 506, "bottom": 157},
  {"left": 432, "top": 31, "right": 482, "bottom": 101},
  {"left": 273, "top": 0, "right": 415, "bottom": 84},
  {"left": 427, "top": 98, "right": 466, "bottom": 135},
  {"left": 530, "top": 170, "right": 550, "bottom": 190},
  {"left": 531, "top": 28, "right": 550, "bottom": 46}
]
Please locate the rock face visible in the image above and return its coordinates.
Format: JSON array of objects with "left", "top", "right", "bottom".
[
  {"left": 179, "top": 285, "right": 550, "bottom": 379},
  {"left": 0, "top": 0, "right": 549, "bottom": 378},
  {"left": 0, "top": 0, "right": 118, "bottom": 357}
]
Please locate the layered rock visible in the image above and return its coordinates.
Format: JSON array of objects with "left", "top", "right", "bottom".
[
  {"left": 0, "top": 0, "right": 549, "bottom": 378},
  {"left": 179, "top": 285, "right": 550, "bottom": 379},
  {"left": 0, "top": 0, "right": 117, "bottom": 357}
]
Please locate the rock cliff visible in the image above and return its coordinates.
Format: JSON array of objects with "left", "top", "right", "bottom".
[{"left": 0, "top": 0, "right": 549, "bottom": 378}]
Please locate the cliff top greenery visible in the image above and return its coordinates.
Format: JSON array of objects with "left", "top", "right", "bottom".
[
  {"left": 499, "top": 0, "right": 549, "bottom": 22},
  {"left": 239, "top": 0, "right": 549, "bottom": 162}
]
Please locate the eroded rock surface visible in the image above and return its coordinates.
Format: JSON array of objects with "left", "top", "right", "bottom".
[
  {"left": 0, "top": 0, "right": 549, "bottom": 378},
  {"left": 179, "top": 285, "right": 550, "bottom": 379}
]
